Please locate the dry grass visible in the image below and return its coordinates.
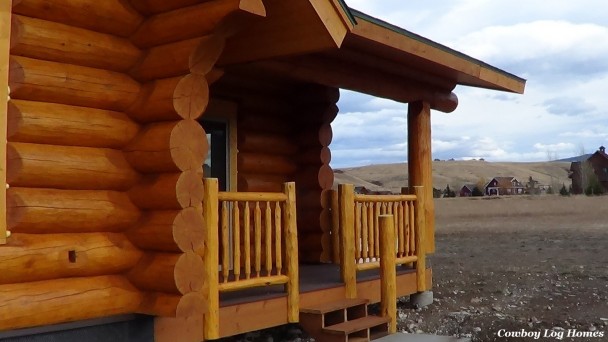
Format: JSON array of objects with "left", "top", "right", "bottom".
[{"left": 336, "top": 161, "right": 572, "bottom": 193}]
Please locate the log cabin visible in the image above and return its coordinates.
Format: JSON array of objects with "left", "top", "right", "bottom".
[{"left": 0, "top": 0, "right": 526, "bottom": 341}]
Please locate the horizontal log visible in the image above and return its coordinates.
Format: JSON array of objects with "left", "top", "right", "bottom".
[
  {"left": 127, "top": 208, "right": 204, "bottom": 253},
  {"left": 128, "top": 75, "right": 209, "bottom": 122},
  {"left": 298, "top": 232, "right": 330, "bottom": 263},
  {"left": 9, "top": 56, "right": 141, "bottom": 111},
  {"left": 207, "top": 67, "right": 225, "bottom": 85},
  {"left": 128, "top": 172, "right": 204, "bottom": 210},
  {"left": 139, "top": 292, "right": 206, "bottom": 318},
  {"left": 131, "top": 0, "right": 266, "bottom": 48},
  {"left": 130, "top": 35, "right": 224, "bottom": 81},
  {"left": 294, "top": 84, "right": 340, "bottom": 105},
  {"left": 129, "top": 0, "right": 207, "bottom": 15},
  {"left": 7, "top": 142, "right": 140, "bottom": 190},
  {"left": 0, "top": 233, "right": 143, "bottom": 285},
  {"left": 128, "top": 252, "right": 205, "bottom": 294},
  {"left": 238, "top": 131, "right": 297, "bottom": 155},
  {"left": 295, "top": 103, "right": 339, "bottom": 124},
  {"left": 237, "top": 173, "right": 287, "bottom": 192},
  {"left": 296, "top": 189, "right": 323, "bottom": 210},
  {"left": 299, "top": 146, "right": 331, "bottom": 165},
  {"left": 8, "top": 187, "right": 141, "bottom": 233},
  {"left": 430, "top": 92, "right": 459, "bottom": 113},
  {"left": 7, "top": 100, "right": 139, "bottom": 148},
  {"left": 296, "top": 164, "right": 334, "bottom": 190},
  {"left": 0, "top": 275, "right": 142, "bottom": 331},
  {"left": 124, "top": 120, "right": 207, "bottom": 173},
  {"left": 12, "top": 0, "right": 144, "bottom": 37},
  {"left": 298, "top": 124, "right": 332, "bottom": 147},
  {"left": 11, "top": 15, "right": 142, "bottom": 73},
  {"left": 238, "top": 152, "right": 297, "bottom": 176},
  {"left": 238, "top": 113, "right": 293, "bottom": 134}
]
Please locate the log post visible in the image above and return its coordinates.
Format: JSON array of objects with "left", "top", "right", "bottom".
[
  {"left": 329, "top": 189, "right": 340, "bottom": 264},
  {"left": 379, "top": 215, "right": 397, "bottom": 333},
  {"left": 202, "top": 178, "right": 220, "bottom": 339},
  {"left": 408, "top": 101, "right": 435, "bottom": 253},
  {"left": 338, "top": 183, "right": 356, "bottom": 298},
  {"left": 283, "top": 182, "right": 299, "bottom": 322},
  {"left": 0, "top": 0, "right": 10, "bottom": 245},
  {"left": 413, "top": 186, "right": 427, "bottom": 292}
]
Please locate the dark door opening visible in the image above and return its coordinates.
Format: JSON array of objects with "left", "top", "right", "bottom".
[{"left": 201, "top": 120, "right": 228, "bottom": 191}]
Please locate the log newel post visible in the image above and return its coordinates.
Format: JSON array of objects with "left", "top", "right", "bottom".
[
  {"left": 202, "top": 178, "right": 220, "bottom": 339},
  {"left": 379, "top": 215, "right": 397, "bottom": 333},
  {"left": 0, "top": 0, "right": 10, "bottom": 245},
  {"left": 283, "top": 181, "right": 299, "bottom": 322},
  {"left": 413, "top": 186, "right": 427, "bottom": 292},
  {"left": 338, "top": 183, "right": 356, "bottom": 298}
]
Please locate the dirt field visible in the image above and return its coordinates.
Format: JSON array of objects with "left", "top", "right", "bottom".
[{"left": 399, "top": 195, "right": 608, "bottom": 341}]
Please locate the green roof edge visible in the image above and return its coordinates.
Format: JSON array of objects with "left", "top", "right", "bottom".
[
  {"left": 349, "top": 8, "right": 527, "bottom": 85},
  {"left": 336, "top": 0, "right": 357, "bottom": 25}
]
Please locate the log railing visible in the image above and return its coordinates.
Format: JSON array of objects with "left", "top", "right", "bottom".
[
  {"left": 336, "top": 184, "right": 426, "bottom": 299},
  {"left": 203, "top": 178, "right": 299, "bottom": 339}
]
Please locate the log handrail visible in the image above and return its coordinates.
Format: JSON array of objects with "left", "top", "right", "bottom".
[
  {"left": 203, "top": 179, "right": 299, "bottom": 339},
  {"left": 336, "top": 184, "right": 426, "bottom": 298}
]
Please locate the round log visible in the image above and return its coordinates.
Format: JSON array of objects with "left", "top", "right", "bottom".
[
  {"left": 123, "top": 120, "right": 207, "bottom": 173},
  {"left": 128, "top": 252, "right": 205, "bottom": 294},
  {"left": 9, "top": 56, "right": 141, "bottom": 112},
  {"left": 299, "top": 232, "right": 331, "bottom": 262},
  {"left": 294, "top": 84, "right": 340, "bottom": 105},
  {"left": 189, "top": 34, "right": 225, "bottom": 76},
  {"left": 237, "top": 173, "right": 287, "bottom": 192},
  {"left": 128, "top": 76, "right": 181, "bottom": 122},
  {"left": 7, "top": 187, "right": 141, "bottom": 233},
  {"left": 130, "top": 36, "right": 213, "bottom": 81},
  {"left": 7, "top": 100, "right": 140, "bottom": 148},
  {"left": 299, "top": 146, "right": 331, "bottom": 165},
  {"left": 296, "top": 189, "right": 322, "bottom": 210},
  {"left": 0, "top": 233, "right": 143, "bottom": 285},
  {"left": 11, "top": 15, "right": 142, "bottom": 73},
  {"left": 7, "top": 142, "right": 140, "bottom": 190},
  {"left": 130, "top": 0, "right": 265, "bottom": 48},
  {"left": 173, "top": 73, "right": 210, "bottom": 119},
  {"left": 129, "top": 0, "right": 208, "bottom": 15},
  {"left": 238, "top": 113, "right": 293, "bottom": 134},
  {"left": 128, "top": 171, "right": 204, "bottom": 210},
  {"left": 238, "top": 152, "right": 297, "bottom": 176},
  {"left": 298, "top": 124, "right": 333, "bottom": 147},
  {"left": 296, "top": 165, "right": 334, "bottom": 190},
  {"left": 12, "top": 0, "right": 143, "bottom": 37},
  {"left": 430, "top": 91, "right": 459, "bottom": 113},
  {"left": 139, "top": 292, "right": 206, "bottom": 318},
  {"left": 206, "top": 67, "right": 225, "bottom": 85},
  {"left": 0, "top": 275, "right": 142, "bottom": 331},
  {"left": 238, "top": 131, "right": 297, "bottom": 155},
  {"left": 126, "top": 208, "right": 205, "bottom": 253},
  {"left": 295, "top": 103, "right": 339, "bottom": 125}
]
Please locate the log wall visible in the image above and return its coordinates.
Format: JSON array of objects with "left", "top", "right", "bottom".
[{"left": 2, "top": 0, "right": 264, "bottom": 331}]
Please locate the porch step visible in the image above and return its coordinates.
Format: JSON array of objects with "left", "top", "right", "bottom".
[
  {"left": 299, "top": 298, "right": 389, "bottom": 342},
  {"left": 300, "top": 298, "right": 368, "bottom": 314},
  {"left": 324, "top": 316, "right": 390, "bottom": 335}
]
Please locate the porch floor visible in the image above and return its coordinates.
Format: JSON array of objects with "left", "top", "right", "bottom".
[{"left": 219, "top": 263, "right": 416, "bottom": 307}]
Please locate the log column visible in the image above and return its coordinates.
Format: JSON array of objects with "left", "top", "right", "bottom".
[
  {"left": 293, "top": 85, "right": 339, "bottom": 263},
  {"left": 407, "top": 101, "right": 435, "bottom": 253},
  {"left": 0, "top": 0, "right": 10, "bottom": 245}
]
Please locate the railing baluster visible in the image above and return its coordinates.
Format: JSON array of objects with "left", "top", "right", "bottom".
[
  {"left": 244, "top": 202, "right": 251, "bottom": 279},
  {"left": 275, "top": 202, "right": 282, "bottom": 275},
  {"left": 367, "top": 202, "right": 374, "bottom": 260},
  {"left": 354, "top": 202, "right": 361, "bottom": 260},
  {"left": 409, "top": 201, "right": 415, "bottom": 256},
  {"left": 221, "top": 201, "right": 230, "bottom": 283},
  {"left": 361, "top": 202, "right": 368, "bottom": 260},
  {"left": 265, "top": 201, "right": 272, "bottom": 276},
  {"left": 233, "top": 202, "right": 241, "bottom": 281},
  {"left": 398, "top": 202, "right": 405, "bottom": 258},
  {"left": 255, "top": 202, "right": 262, "bottom": 277},
  {"left": 375, "top": 202, "right": 381, "bottom": 259}
]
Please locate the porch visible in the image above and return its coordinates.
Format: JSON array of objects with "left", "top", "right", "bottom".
[{"left": 200, "top": 178, "right": 430, "bottom": 340}]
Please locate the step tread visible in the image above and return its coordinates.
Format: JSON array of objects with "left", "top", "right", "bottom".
[
  {"left": 300, "top": 298, "right": 369, "bottom": 314},
  {"left": 324, "top": 315, "right": 390, "bottom": 335},
  {"left": 349, "top": 337, "right": 369, "bottom": 342}
]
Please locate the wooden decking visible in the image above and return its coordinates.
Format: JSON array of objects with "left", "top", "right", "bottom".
[{"left": 218, "top": 264, "right": 432, "bottom": 338}]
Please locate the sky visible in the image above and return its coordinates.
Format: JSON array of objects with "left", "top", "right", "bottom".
[{"left": 330, "top": 0, "right": 608, "bottom": 167}]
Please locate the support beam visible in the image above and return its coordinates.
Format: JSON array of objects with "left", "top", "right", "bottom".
[
  {"left": 0, "top": 0, "right": 10, "bottom": 244},
  {"left": 408, "top": 101, "right": 435, "bottom": 253}
]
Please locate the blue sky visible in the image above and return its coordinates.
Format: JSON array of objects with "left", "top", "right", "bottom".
[{"left": 331, "top": 0, "right": 608, "bottom": 167}]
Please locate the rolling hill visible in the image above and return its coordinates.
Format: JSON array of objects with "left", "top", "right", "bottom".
[{"left": 334, "top": 161, "right": 572, "bottom": 193}]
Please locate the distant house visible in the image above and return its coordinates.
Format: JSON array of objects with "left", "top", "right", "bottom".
[
  {"left": 354, "top": 186, "right": 393, "bottom": 195},
  {"left": 459, "top": 184, "right": 477, "bottom": 197},
  {"left": 569, "top": 146, "right": 608, "bottom": 194},
  {"left": 485, "top": 177, "right": 525, "bottom": 196}
]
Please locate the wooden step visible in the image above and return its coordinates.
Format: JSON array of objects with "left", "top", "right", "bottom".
[
  {"left": 324, "top": 316, "right": 389, "bottom": 335},
  {"left": 300, "top": 298, "right": 369, "bottom": 314}
]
